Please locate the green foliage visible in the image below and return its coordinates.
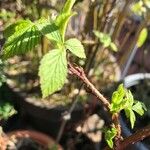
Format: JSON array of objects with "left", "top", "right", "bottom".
[
  {"left": 137, "top": 28, "right": 148, "bottom": 48},
  {"left": 2, "top": 19, "right": 63, "bottom": 59},
  {"left": 0, "top": 103, "right": 16, "bottom": 120},
  {"left": 55, "top": 0, "right": 76, "bottom": 41},
  {"left": 0, "top": 9, "right": 15, "bottom": 22},
  {"left": 63, "top": 0, "right": 76, "bottom": 14},
  {"left": 65, "top": 38, "right": 86, "bottom": 58},
  {"left": 39, "top": 49, "right": 67, "bottom": 98},
  {"left": 36, "top": 19, "right": 63, "bottom": 43},
  {"left": 2, "top": 20, "right": 41, "bottom": 59},
  {"left": 2, "top": 0, "right": 86, "bottom": 98},
  {"left": 110, "top": 84, "right": 147, "bottom": 128},
  {"left": 93, "top": 30, "right": 118, "bottom": 52},
  {"left": 131, "top": 0, "right": 150, "bottom": 16},
  {"left": 105, "top": 127, "right": 117, "bottom": 149}
]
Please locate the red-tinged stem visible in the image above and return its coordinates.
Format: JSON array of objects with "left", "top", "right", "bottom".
[
  {"left": 120, "top": 125, "right": 150, "bottom": 150},
  {"left": 68, "top": 62, "right": 110, "bottom": 110}
]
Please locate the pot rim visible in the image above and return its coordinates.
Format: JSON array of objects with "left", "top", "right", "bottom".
[{"left": 7, "top": 130, "right": 63, "bottom": 150}]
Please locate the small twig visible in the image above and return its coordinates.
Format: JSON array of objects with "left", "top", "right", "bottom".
[
  {"left": 120, "top": 125, "right": 150, "bottom": 150},
  {"left": 68, "top": 62, "right": 110, "bottom": 110},
  {"left": 68, "top": 62, "right": 122, "bottom": 148}
]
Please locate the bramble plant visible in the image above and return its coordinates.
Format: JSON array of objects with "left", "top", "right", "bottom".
[{"left": 1, "top": 0, "right": 149, "bottom": 149}]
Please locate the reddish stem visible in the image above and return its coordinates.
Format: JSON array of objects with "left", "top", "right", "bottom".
[
  {"left": 68, "top": 62, "right": 110, "bottom": 110},
  {"left": 68, "top": 63, "right": 150, "bottom": 150},
  {"left": 120, "top": 125, "right": 150, "bottom": 150}
]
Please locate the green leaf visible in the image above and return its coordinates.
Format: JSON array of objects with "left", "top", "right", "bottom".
[
  {"left": 137, "top": 28, "right": 148, "bottom": 48},
  {"left": 112, "top": 84, "right": 125, "bottom": 104},
  {"left": 56, "top": 12, "right": 76, "bottom": 42},
  {"left": 39, "top": 49, "right": 67, "bottom": 98},
  {"left": 4, "top": 20, "right": 30, "bottom": 39},
  {"left": 65, "top": 38, "right": 86, "bottom": 58},
  {"left": 125, "top": 109, "right": 136, "bottom": 129},
  {"left": 110, "top": 42, "right": 118, "bottom": 52},
  {"left": 35, "top": 19, "right": 62, "bottom": 43},
  {"left": 55, "top": 0, "right": 76, "bottom": 41},
  {"left": 2, "top": 20, "right": 41, "bottom": 59},
  {"left": 2, "top": 19, "right": 63, "bottom": 59},
  {"left": 105, "top": 127, "right": 117, "bottom": 149},
  {"left": 131, "top": 1, "right": 146, "bottom": 16},
  {"left": 0, "top": 103, "right": 16, "bottom": 120},
  {"left": 132, "top": 101, "right": 146, "bottom": 116},
  {"left": 110, "top": 84, "right": 135, "bottom": 113},
  {"left": 126, "top": 90, "right": 134, "bottom": 106},
  {"left": 93, "top": 30, "right": 111, "bottom": 48},
  {"left": 62, "top": 0, "right": 76, "bottom": 14}
]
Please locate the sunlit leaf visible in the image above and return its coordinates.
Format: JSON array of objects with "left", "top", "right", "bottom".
[
  {"left": 65, "top": 38, "right": 86, "bottom": 58},
  {"left": 0, "top": 103, "right": 16, "bottom": 120},
  {"left": 137, "top": 28, "right": 148, "bottom": 48},
  {"left": 125, "top": 108, "right": 136, "bottom": 129},
  {"left": 62, "top": 0, "right": 76, "bottom": 14},
  {"left": 39, "top": 49, "right": 67, "bottom": 98},
  {"left": 2, "top": 20, "right": 41, "bottom": 59},
  {"left": 35, "top": 19, "right": 62, "bottom": 43},
  {"left": 105, "top": 127, "right": 117, "bottom": 149},
  {"left": 93, "top": 30, "right": 116, "bottom": 50},
  {"left": 132, "top": 101, "right": 147, "bottom": 116},
  {"left": 110, "top": 42, "right": 118, "bottom": 52},
  {"left": 55, "top": 0, "right": 76, "bottom": 41}
]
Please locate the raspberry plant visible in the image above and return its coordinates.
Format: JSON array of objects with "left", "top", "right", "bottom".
[{"left": 1, "top": 0, "right": 148, "bottom": 149}]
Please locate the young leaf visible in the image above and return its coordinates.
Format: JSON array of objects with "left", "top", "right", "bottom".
[
  {"left": 2, "top": 20, "right": 41, "bottom": 59},
  {"left": 62, "top": 0, "right": 76, "bottom": 14},
  {"left": 110, "top": 42, "right": 118, "bottom": 52},
  {"left": 132, "top": 101, "right": 146, "bottom": 116},
  {"left": 125, "top": 109, "right": 136, "bottom": 129},
  {"left": 65, "top": 38, "right": 86, "bottom": 58},
  {"left": 4, "top": 20, "right": 31, "bottom": 39},
  {"left": 93, "top": 30, "right": 117, "bottom": 51},
  {"left": 112, "top": 84, "right": 125, "bottom": 104},
  {"left": 0, "top": 103, "right": 16, "bottom": 120},
  {"left": 105, "top": 127, "right": 117, "bottom": 149},
  {"left": 39, "top": 49, "right": 67, "bottom": 98},
  {"left": 56, "top": 12, "right": 76, "bottom": 41},
  {"left": 55, "top": 0, "right": 76, "bottom": 41},
  {"left": 110, "top": 84, "right": 135, "bottom": 113},
  {"left": 35, "top": 19, "right": 62, "bottom": 43},
  {"left": 125, "top": 90, "right": 134, "bottom": 107},
  {"left": 131, "top": 1, "right": 146, "bottom": 16},
  {"left": 137, "top": 28, "right": 148, "bottom": 48}
]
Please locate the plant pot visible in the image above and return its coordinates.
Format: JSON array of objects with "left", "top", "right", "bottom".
[
  {"left": 6, "top": 130, "right": 63, "bottom": 150},
  {"left": 120, "top": 73, "right": 150, "bottom": 150},
  {"left": 20, "top": 96, "right": 85, "bottom": 137},
  {"left": 0, "top": 83, "right": 86, "bottom": 137}
]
